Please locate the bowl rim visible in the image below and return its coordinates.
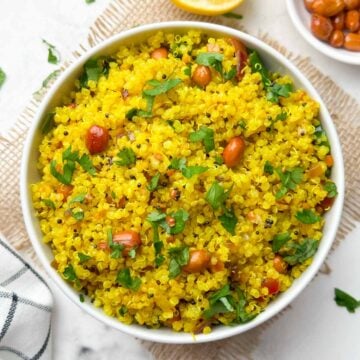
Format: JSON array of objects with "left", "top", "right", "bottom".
[
  {"left": 20, "top": 20, "right": 345, "bottom": 344},
  {"left": 286, "top": 0, "right": 360, "bottom": 65}
]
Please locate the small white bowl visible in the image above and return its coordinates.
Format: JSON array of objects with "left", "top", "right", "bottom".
[
  {"left": 286, "top": 0, "right": 360, "bottom": 65},
  {"left": 20, "top": 21, "right": 345, "bottom": 344}
]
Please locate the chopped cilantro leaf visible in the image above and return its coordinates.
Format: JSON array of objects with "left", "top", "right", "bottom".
[
  {"left": 70, "top": 210, "right": 84, "bottom": 221},
  {"left": 86, "top": 0, "right": 95, "bottom": 3},
  {"left": 238, "top": 120, "right": 247, "bottom": 130},
  {"left": 107, "top": 228, "right": 124, "bottom": 259},
  {"left": 79, "top": 294, "right": 85, "bottom": 302},
  {"left": 189, "top": 126, "right": 215, "bottom": 153},
  {"left": 160, "top": 209, "right": 189, "bottom": 235},
  {"left": 276, "top": 111, "right": 288, "bottom": 121},
  {"left": 203, "top": 284, "right": 234, "bottom": 319},
  {"left": 196, "top": 52, "right": 224, "bottom": 74},
  {"left": 128, "top": 248, "right": 136, "bottom": 259},
  {"left": 126, "top": 108, "right": 138, "bottom": 121},
  {"left": 147, "top": 173, "right": 160, "bottom": 192},
  {"left": 215, "top": 155, "right": 224, "bottom": 165},
  {"left": 147, "top": 211, "right": 166, "bottom": 267},
  {"left": 223, "top": 12, "right": 243, "bottom": 19},
  {"left": 42, "top": 199, "right": 56, "bottom": 210},
  {"left": 79, "top": 57, "right": 113, "bottom": 88},
  {"left": 78, "top": 252, "right": 91, "bottom": 263},
  {"left": 116, "top": 268, "right": 141, "bottom": 291},
  {"left": 283, "top": 238, "right": 319, "bottom": 265},
  {"left": 334, "top": 288, "right": 360, "bottom": 313},
  {"left": 295, "top": 209, "right": 321, "bottom": 224},
  {"left": 275, "top": 167, "right": 303, "bottom": 199},
  {"left": 169, "top": 157, "right": 187, "bottom": 171},
  {"left": 267, "top": 83, "right": 293, "bottom": 103},
  {"left": 168, "top": 246, "right": 189, "bottom": 279},
  {"left": 233, "top": 288, "right": 257, "bottom": 324},
  {"left": 63, "top": 264, "right": 77, "bottom": 281},
  {"left": 183, "top": 65, "right": 191, "bottom": 76},
  {"left": 218, "top": 207, "right": 238, "bottom": 235},
  {"left": 115, "top": 148, "right": 136, "bottom": 166},
  {"left": 168, "top": 158, "right": 207, "bottom": 179},
  {"left": 0, "top": 67, "right": 6, "bottom": 88},
  {"left": 264, "top": 160, "right": 274, "bottom": 175},
  {"left": 69, "top": 193, "right": 86, "bottom": 204},
  {"left": 143, "top": 78, "right": 182, "bottom": 97},
  {"left": 324, "top": 182, "right": 338, "bottom": 198},
  {"left": 206, "top": 181, "right": 231, "bottom": 211},
  {"left": 119, "top": 305, "right": 128, "bottom": 316},
  {"left": 224, "top": 66, "right": 237, "bottom": 81},
  {"left": 41, "top": 113, "right": 55, "bottom": 135},
  {"left": 249, "top": 50, "right": 292, "bottom": 103},
  {"left": 182, "top": 165, "right": 208, "bottom": 179},
  {"left": 50, "top": 159, "right": 75, "bottom": 185},
  {"left": 78, "top": 154, "right": 96, "bottom": 175},
  {"left": 42, "top": 39, "right": 60, "bottom": 64},
  {"left": 272, "top": 232, "right": 291, "bottom": 253}
]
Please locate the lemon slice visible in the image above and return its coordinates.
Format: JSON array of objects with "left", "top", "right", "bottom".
[{"left": 171, "top": 0, "right": 244, "bottom": 16}]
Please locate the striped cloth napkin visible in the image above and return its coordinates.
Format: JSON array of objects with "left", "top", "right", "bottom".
[{"left": 0, "top": 235, "right": 52, "bottom": 360}]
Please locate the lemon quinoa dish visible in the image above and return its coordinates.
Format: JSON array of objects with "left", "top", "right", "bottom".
[{"left": 32, "top": 31, "right": 338, "bottom": 334}]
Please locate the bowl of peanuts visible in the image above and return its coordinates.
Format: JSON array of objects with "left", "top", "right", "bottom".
[{"left": 286, "top": 0, "right": 360, "bottom": 64}]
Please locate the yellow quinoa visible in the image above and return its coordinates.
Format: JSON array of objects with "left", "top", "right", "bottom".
[{"left": 31, "top": 31, "right": 336, "bottom": 334}]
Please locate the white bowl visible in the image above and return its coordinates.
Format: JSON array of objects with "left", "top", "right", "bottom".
[
  {"left": 286, "top": 0, "right": 360, "bottom": 65},
  {"left": 20, "top": 21, "right": 345, "bottom": 344}
]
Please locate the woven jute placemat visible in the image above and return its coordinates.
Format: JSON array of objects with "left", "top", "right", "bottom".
[{"left": 1, "top": 0, "right": 359, "bottom": 358}]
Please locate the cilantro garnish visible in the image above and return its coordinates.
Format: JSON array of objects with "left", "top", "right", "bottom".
[
  {"left": 70, "top": 210, "right": 84, "bottom": 221},
  {"left": 223, "top": 12, "right": 243, "bottom": 19},
  {"left": 42, "top": 199, "right": 56, "bottom": 210},
  {"left": 107, "top": 228, "right": 124, "bottom": 259},
  {"left": 147, "top": 173, "right": 160, "bottom": 192},
  {"left": 147, "top": 211, "right": 166, "bottom": 267},
  {"left": 128, "top": 248, "right": 136, "bottom": 259},
  {"left": 126, "top": 108, "right": 138, "bottom": 121},
  {"left": 41, "top": 113, "right": 55, "bottom": 135},
  {"left": 275, "top": 167, "right": 303, "bottom": 199},
  {"left": 203, "top": 285, "right": 256, "bottom": 323},
  {"left": 203, "top": 284, "right": 234, "bottom": 319},
  {"left": 324, "top": 182, "right": 338, "bottom": 198},
  {"left": 276, "top": 111, "right": 288, "bottom": 121},
  {"left": 205, "top": 181, "right": 231, "bottom": 211},
  {"left": 218, "top": 207, "right": 238, "bottom": 235},
  {"left": 168, "top": 246, "right": 190, "bottom": 279},
  {"left": 161, "top": 209, "right": 189, "bottom": 235},
  {"left": 283, "top": 238, "right": 319, "bottom": 265},
  {"left": 183, "top": 65, "right": 191, "bottom": 76},
  {"left": 78, "top": 252, "right": 91, "bottom": 263},
  {"left": 50, "top": 146, "right": 96, "bottom": 185},
  {"left": 50, "top": 159, "right": 76, "bottom": 185},
  {"left": 0, "top": 67, "right": 6, "bottom": 88},
  {"left": 86, "top": 0, "right": 95, "bottom": 3},
  {"left": 272, "top": 232, "right": 291, "bottom": 253},
  {"left": 143, "top": 78, "right": 182, "bottom": 97},
  {"left": 223, "top": 66, "right": 237, "bottom": 81},
  {"left": 79, "top": 57, "right": 113, "bottom": 88},
  {"left": 69, "top": 193, "right": 86, "bottom": 204},
  {"left": 314, "top": 126, "right": 330, "bottom": 148},
  {"left": 42, "top": 39, "right": 60, "bottom": 64},
  {"left": 238, "top": 120, "right": 247, "bottom": 130},
  {"left": 295, "top": 209, "right": 321, "bottom": 224},
  {"left": 77, "top": 154, "right": 96, "bottom": 175},
  {"left": 264, "top": 160, "right": 274, "bottom": 175},
  {"left": 214, "top": 155, "right": 224, "bottom": 165},
  {"left": 334, "top": 288, "right": 360, "bottom": 313},
  {"left": 115, "top": 148, "right": 136, "bottom": 166},
  {"left": 119, "top": 305, "right": 128, "bottom": 316},
  {"left": 267, "top": 83, "right": 293, "bottom": 103},
  {"left": 116, "top": 268, "right": 141, "bottom": 291},
  {"left": 249, "top": 50, "right": 293, "bottom": 103},
  {"left": 79, "top": 294, "right": 85, "bottom": 302},
  {"left": 196, "top": 52, "right": 224, "bottom": 74},
  {"left": 63, "top": 264, "right": 77, "bottom": 282},
  {"left": 189, "top": 126, "right": 215, "bottom": 153},
  {"left": 168, "top": 158, "right": 208, "bottom": 179}
]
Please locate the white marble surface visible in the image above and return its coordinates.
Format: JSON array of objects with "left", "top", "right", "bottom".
[{"left": 1, "top": 0, "right": 360, "bottom": 359}]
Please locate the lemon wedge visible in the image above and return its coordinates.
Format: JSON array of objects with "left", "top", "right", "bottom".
[{"left": 171, "top": 0, "right": 244, "bottom": 16}]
